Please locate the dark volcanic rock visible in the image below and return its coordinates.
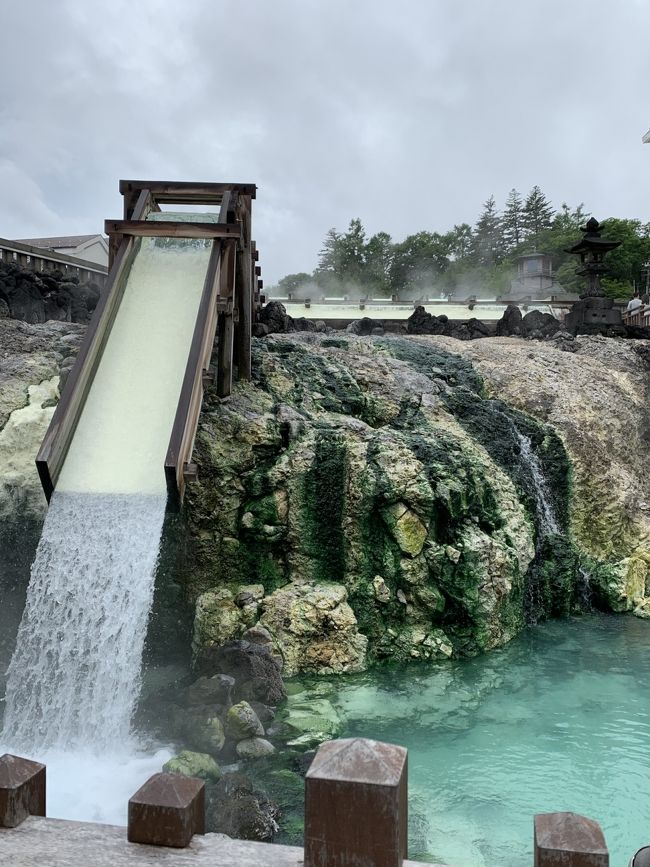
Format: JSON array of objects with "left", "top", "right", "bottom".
[
  {"left": 206, "top": 773, "right": 280, "bottom": 841},
  {"left": 196, "top": 640, "right": 287, "bottom": 705},
  {"left": 346, "top": 317, "right": 384, "bottom": 336},
  {"left": 495, "top": 304, "right": 523, "bottom": 337},
  {"left": 0, "top": 262, "right": 101, "bottom": 324},
  {"left": 256, "top": 301, "right": 295, "bottom": 335},
  {"left": 407, "top": 305, "right": 446, "bottom": 335},
  {"left": 521, "top": 309, "right": 562, "bottom": 338}
]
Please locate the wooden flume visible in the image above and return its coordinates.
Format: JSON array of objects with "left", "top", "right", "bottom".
[{"left": 36, "top": 179, "right": 264, "bottom": 506}]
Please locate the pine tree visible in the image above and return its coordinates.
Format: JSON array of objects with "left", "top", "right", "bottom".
[
  {"left": 502, "top": 188, "right": 523, "bottom": 252},
  {"left": 316, "top": 228, "right": 343, "bottom": 275},
  {"left": 522, "top": 186, "right": 554, "bottom": 241},
  {"left": 472, "top": 195, "right": 502, "bottom": 265}
]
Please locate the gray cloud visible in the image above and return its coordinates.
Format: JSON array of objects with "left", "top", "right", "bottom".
[{"left": 1, "top": 0, "right": 649, "bottom": 282}]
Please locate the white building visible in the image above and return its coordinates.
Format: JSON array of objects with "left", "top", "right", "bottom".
[{"left": 13, "top": 234, "right": 109, "bottom": 267}]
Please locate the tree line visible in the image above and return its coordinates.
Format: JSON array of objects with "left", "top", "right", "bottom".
[{"left": 276, "top": 186, "right": 650, "bottom": 301}]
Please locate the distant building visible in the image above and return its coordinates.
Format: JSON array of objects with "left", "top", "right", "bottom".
[
  {"left": 13, "top": 234, "right": 109, "bottom": 267},
  {"left": 508, "top": 252, "right": 558, "bottom": 299},
  {"left": 643, "top": 129, "right": 650, "bottom": 144}
]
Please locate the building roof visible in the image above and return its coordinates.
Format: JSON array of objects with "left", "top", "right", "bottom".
[{"left": 13, "top": 234, "right": 103, "bottom": 249}]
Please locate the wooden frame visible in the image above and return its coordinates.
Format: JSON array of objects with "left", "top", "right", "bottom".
[{"left": 36, "top": 179, "right": 262, "bottom": 506}]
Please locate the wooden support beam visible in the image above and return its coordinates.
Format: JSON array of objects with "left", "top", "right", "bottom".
[
  {"left": 305, "top": 739, "right": 408, "bottom": 867},
  {"left": 0, "top": 754, "right": 46, "bottom": 829},
  {"left": 119, "top": 179, "right": 256, "bottom": 202},
  {"left": 255, "top": 265, "right": 261, "bottom": 276},
  {"left": 217, "top": 240, "right": 236, "bottom": 398},
  {"left": 235, "top": 196, "right": 253, "bottom": 381},
  {"left": 104, "top": 220, "right": 241, "bottom": 240},
  {"left": 165, "top": 240, "right": 223, "bottom": 505}
]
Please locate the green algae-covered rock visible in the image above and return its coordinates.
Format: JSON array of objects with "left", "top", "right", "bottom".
[
  {"left": 183, "top": 331, "right": 650, "bottom": 671},
  {"left": 259, "top": 583, "right": 368, "bottom": 676},
  {"left": 183, "top": 711, "right": 226, "bottom": 755},
  {"left": 235, "top": 737, "right": 276, "bottom": 758},
  {"left": 225, "top": 701, "right": 265, "bottom": 740},
  {"left": 163, "top": 750, "right": 222, "bottom": 782}
]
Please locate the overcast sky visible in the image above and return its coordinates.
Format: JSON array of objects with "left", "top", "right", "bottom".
[{"left": 2, "top": 0, "right": 650, "bottom": 283}]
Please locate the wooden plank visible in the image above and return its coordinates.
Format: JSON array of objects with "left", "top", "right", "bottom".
[
  {"left": 236, "top": 196, "right": 253, "bottom": 381},
  {"left": 104, "top": 221, "right": 242, "bottom": 240},
  {"left": 217, "top": 240, "right": 236, "bottom": 398},
  {"left": 36, "top": 237, "right": 138, "bottom": 499},
  {"left": 119, "top": 179, "right": 257, "bottom": 201},
  {"left": 164, "top": 241, "right": 223, "bottom": 506}
]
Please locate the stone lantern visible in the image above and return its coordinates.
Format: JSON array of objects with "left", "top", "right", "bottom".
[{"left": 564, "top": 217, "right": 624, "bottom": 335}]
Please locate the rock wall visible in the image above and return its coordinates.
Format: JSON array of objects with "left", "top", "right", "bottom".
[
  {"left": 182, "top": 332, "right": 649, "bottom": 675},
  {"left": 0, "top": 261, "right": 101, "bottom": 324}
]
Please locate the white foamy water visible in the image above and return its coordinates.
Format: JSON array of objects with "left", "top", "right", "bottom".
[
  {"left": 2, "top": 492, "right": 166, "bottom": 750},
  {"left": 57, "top": 238, "right": 210, "bottom": 495},
  {"left": 2, "top": 238, "right": 210, "bottom": 820},
  {"left": 517, "top": 432, "right": 560, "bottom": 537}
]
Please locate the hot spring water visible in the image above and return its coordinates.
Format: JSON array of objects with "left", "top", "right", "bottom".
[
  {"left": 302, "top": 615, "right": 650, "bottom": 867},
  {"left": 1, "top": 237, "right": 210, "bottom": 822}
]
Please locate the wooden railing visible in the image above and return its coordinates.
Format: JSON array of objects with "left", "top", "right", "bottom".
[
  {"left": 0, "top": 739, "right": 616, "bottom": 866},
  {"left": 0, "top": 237, "right": 108, "bottom": 287},
  {"left": 35, "top": 179, "right": 262, "bottom": 506},
  {"left": 623, "top": 304, "right": 650, "bottom": 328}
]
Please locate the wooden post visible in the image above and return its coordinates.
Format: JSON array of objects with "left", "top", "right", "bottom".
[
  {"left": 304, "top": 738, "right": 407, "bottom": 867},
  {"left": 128, "top": 772, "right": 205, "bottom": 848},
  {"left": 217, "top": 239, "right": 236, "bottom": 398},
  {"left": 0, "top": 754, "right": 46, "bottom": 828},
  {"left": 534, "top": 813, "right": 608, "bottom": 866},
  {"left": 236, "top": 195, "right": 253, "bottom": 381}
]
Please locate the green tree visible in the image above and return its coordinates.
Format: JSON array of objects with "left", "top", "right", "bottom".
[
  {"left": 522, "top": 185, "right": 555, "bottom": 241},
  {"left": 390, "top": 231, "right": 451, "bottom": 293},
  {"left": 365, "top": 231, "right": 394, "bottom": 295},
  {"left": 277, "top": 272, "right": 313, "bottom": 296},
  {"left": 502, "top": 188, "right": 524, "bottom": 253},
  {"left": 472, "top": 195, "right": 503, "bottom": 266},
  {"left": 447, "top": 223, "right": 474, "bottom": 261},
  {"left": 315, "top": 227, "right": 343, "bottom": 286}
]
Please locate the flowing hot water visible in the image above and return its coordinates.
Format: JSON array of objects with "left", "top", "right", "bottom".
[{"left": 1, "top": 236, "right": 211, "bottom": 821}]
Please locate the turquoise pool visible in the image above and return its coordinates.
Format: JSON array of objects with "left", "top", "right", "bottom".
[{"left": 325, "top": 615, "right": 650, "bottom": 866}]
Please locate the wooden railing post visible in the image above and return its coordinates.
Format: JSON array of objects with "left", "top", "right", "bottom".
[
  {"left": 0, "top": 754, "right": 46, "bottom": 828},
  {"left": 128, "top": 772, "right": 205, "bottom": 848},
  {"left": 534, "top": 812, "right": 608, "bottom": 866},
  {"left": 304, "top": 738, "right": 408, "bottom": 867}
]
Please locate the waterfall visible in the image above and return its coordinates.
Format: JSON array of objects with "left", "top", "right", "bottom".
[
  {"left": 517, "top": 432, "right": 560, "bottom": 541},
  {"left": 0, "top": 237, "right": 212, "bottom": 820},
  {"left": 2, "top": 492, "right": 166, "bottom": 750}
]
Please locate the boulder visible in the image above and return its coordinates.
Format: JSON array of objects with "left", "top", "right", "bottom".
[
  {"left": 225, "top": 701, "right": 265, "bottom": 740},
  {"left": 346, "top": 317, "right": 383, "bottom": 336},
  {"left": 163, "top": 750, "right": 222, "bottom": 782},
  {"left": 235, "top": 737, "right": 276, "bottom": 758},
  {"left": 206, "top": 773, "right": 280, "bottom": 841},
  {"left": 193, "top": 589, "right": 244, "bottom": 651},
  {"left": 259, "top": 583, "right": 368, "bottom": 677},
  {"left": 495, "top": 304, "right": 523, "bottom": 336},
  {"left": 407, "top": 305, "right": 446, "bottom": 335},
  {"left": 521, "top": 309, "right": 562, "bottom": 338},
  {"left": 181, "top": 709, "right": 226, "bottom": 755},
  {"left": 196, "top": 640, "right": 287, "bottom": 705},
  {"left": 185, "top": 674, "right": 235, "bottom": 708},
  {"left": 257, "top": 301, "right": 294, "bottom": 335}
]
